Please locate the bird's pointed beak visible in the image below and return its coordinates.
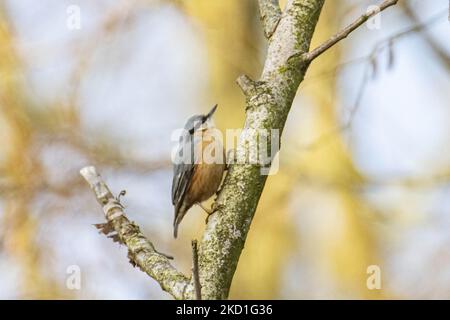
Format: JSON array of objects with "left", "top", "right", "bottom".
[{"left": 205, "top": 104, "right": 218, "bottom": 120}]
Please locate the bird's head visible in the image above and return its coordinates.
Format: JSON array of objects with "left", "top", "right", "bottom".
[{"left": 184, "top": 104, "right": 218, "bottom": 135}]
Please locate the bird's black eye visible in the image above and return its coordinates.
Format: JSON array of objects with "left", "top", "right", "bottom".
[{"left": 201, "top": 116, "right": 207, "bottom": 123}]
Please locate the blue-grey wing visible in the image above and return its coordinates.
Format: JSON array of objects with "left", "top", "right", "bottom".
[
  {"left": 171, "top": 162, "right": 194, "bottom": 206},
  {"left": 171, "top": 134, "right": 195, "bottom": 207}
]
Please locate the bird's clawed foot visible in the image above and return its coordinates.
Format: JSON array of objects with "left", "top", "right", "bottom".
[
  {"left": 198, "top": 202, "right": 218, "bottom": 224},
  {"left": 225, "top": 149, "right": 236, "bottom": 171}
]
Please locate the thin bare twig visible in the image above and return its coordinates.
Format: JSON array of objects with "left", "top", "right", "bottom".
[
  {"left": 191, "top": 240, "right": 202, "bottom": 300},
  {"left": 297, "top": 9, "right": 447, "bottom": 152},
  {"left": 304, "top": 0, "right": 399, "bottom": 62},
  {"left": 301, "top": 8, "right": 446, "bottom": 87}
]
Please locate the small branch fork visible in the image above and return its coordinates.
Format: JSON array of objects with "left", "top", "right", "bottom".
[
  {"left": 80, "top": 166, "right": 191, "bottom": 300},
  {"left": 303, "top": 0, "right": 399, "bottom": 63},
  {"left": 236, "top": 74, "right": 260, "bottom": 99},
  {"left": 258, "top": 0, "right": 282, "bottom": 39}
]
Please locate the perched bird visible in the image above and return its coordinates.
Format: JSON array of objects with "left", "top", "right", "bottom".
[{"left": 171, "top": 104, "right": 226, "bottom": 238}]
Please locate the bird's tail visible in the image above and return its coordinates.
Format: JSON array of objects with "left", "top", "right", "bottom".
[
  {"left": 173, "top": 204, "right": 188, "bottom": 238},
  {"left": 173, "top": 219, "right": 179, "bottom": 239},
  {"left": 173, "top": 208, "right": 182, "bottom": 239}
]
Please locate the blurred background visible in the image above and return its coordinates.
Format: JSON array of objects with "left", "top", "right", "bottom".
[{"left": 0, "top": 0, "right": 449, "bottom": 299}]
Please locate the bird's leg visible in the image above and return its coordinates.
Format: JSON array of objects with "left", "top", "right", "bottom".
[
  {"left": 225, "top": 148, "right": 236, "bottom": 171},
  {"left": 197, "top": 202, "right": 218, "bottom": 224},
  {"left": 197, "top": 202, "right": 214, "bottom": 215},
  {"left": 214, "top": 149, "right": 235, "bottom": 196}
]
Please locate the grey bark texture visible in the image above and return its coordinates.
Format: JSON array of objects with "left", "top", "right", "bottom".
[
  {"left": 81, "top": 0, "right": 397, "bottom": 300},
  {"left": 258, "top": 0, "right": 282, "bottom": 38},
  {"left": 198, "top": 0, "right": 325, "bottom": 299},
  {"left": 80, "top": 166, "right": 190, "bottom": 300},
  {"left": 80, "top": 0, "right": 325, "bottom": 300}
]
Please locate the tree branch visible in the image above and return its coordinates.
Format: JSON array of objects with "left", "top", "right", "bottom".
[
  {"left": 304, "top": 0, "right": 399, "bottom": 62},
  {"left": 81, "top": 0, "right": 404, "bottom": 300},
  {"left": 236, "top": 74, "right": 259, "bottom": 98},
  {"left": 197, "top": 0, "right": 325, "bottom": 299},
  {"left": 258, "top": 0, "right": 282, "bottom": 38},
  {"left": 80, "top": 166, "right": 191, "bottom": 300},
  {"left": 191, "top": 240, "right": 202, "bottom": 300}
]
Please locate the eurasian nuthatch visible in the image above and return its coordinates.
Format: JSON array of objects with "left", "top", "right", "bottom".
[{"left": 171, "top": 104, "right": 225, "bottom": 238}]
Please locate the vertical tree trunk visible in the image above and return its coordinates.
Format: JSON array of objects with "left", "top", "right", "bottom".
[{"left": 197, "top": 0, "right": 325, "bottom": 299}]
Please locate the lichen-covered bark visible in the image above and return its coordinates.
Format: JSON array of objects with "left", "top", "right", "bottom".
[
  {"left": 197, "top": 0, "right": 325, "bottom": 300},
  {"left": 80, "top": 166, "right": 190, "bottom": 300},
  {"left": 258, "top": 0, "right": 282, "bottom": 38}
]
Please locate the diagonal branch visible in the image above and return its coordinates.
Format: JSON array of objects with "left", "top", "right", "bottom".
[
  {"left": 80, "top": 166, "right": 191, "bottom": 300},
  {"left": 258, "top": 0, "right": 282, "bottom": 38},
  {"left": 197, "top": 0, "right": 325, "bottom": 300},
  {"left": 303, "top": 0, "right": 399, "bottom": 62}
]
